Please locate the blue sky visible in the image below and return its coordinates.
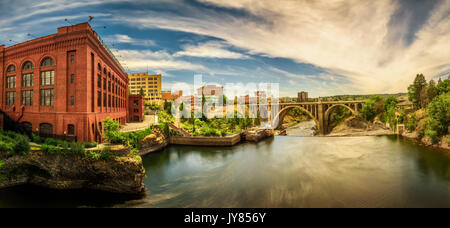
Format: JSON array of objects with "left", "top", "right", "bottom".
[{"left": 1, "top": 0, "right": 449, "bottom": 97}]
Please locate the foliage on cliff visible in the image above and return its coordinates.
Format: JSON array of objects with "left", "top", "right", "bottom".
[{"left": 0, "top": 130, "right": 30, "bottom": 156}]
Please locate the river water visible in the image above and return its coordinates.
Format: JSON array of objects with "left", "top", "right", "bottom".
[{"left": 0, "top": 136, "right": 449, "bottom": 208}]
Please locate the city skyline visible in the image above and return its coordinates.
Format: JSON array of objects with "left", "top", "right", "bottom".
[{"left": 1, "top": 0, "right": 449, "bottom": 97}]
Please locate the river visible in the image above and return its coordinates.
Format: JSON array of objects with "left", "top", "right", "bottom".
[{"left": 0, "top": 136, "right": 449, "bottom": 207}]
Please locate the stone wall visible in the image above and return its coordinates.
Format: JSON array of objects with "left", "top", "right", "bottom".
[{"left": 169, "top": 134, "right": 241, "bottom": 146}]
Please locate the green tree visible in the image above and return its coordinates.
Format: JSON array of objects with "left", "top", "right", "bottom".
[
  {"left": 408, "top": 74, "right": 427, "bottom": 109},
  {"left": 139, "top": 87, "right": 145, "bottom": 96},
  {"left": 427, "top": 93, "right": 450, "bottom": 136},
  {"left": 427, "top": 80, "right": 437, "bottom": 103},
  {"left": 361, "top": 95, "right": 384, "bottom": 122},
  {"left": 436, "top": 77, "right": 449, "bottom": 96}
]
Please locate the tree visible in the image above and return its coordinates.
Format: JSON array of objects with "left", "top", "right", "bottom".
[
  {"left": 427, "top": 80, "right": 437, "bottom": 104},
  {"left": 436, "top": 77, "right": 449, "bottom": 96},
  {"left": 427, "top": 93, "right": 450, "bottom": 136},
  {"left": 139, "top": 87, "right": 145, "bottom": 96},
  {"left": 408, "top": 74, "right": 427, "bottom": 109},
  {"left": 361, "top": 95, "right": 385, "bottom": 122}
]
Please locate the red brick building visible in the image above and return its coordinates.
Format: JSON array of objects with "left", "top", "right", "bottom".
[
  {"left": 162, "top": 90, "right": 182, "bottom": 101},
  {"left": 128, "top": 94, "right": 144, "bottom": 122},
  {"left": 0, "top": 23, "right": 131, "bottom": 142}
]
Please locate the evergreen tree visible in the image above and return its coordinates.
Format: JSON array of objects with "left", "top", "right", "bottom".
[
  {"left": 427, "top": 80, "right": 437, "bottom": 103},
  {"left": 408, "top": 74, "right": 427, "bottom": 109}
]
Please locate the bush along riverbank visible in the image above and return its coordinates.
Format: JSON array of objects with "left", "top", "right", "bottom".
[{"left": 0, "top": 129, "right": 145, "bottom": 195}]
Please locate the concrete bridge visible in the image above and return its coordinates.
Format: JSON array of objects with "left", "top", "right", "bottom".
[{"left": 272, "top": 100, "right": 366, "bottom": 135}]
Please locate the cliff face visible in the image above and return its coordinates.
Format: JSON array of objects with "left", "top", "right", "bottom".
[{"left": 0, "top": 152, "right": 146, "bottom": 195}]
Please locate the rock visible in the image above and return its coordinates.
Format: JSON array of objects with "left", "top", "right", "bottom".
[
  {"left": 138, "top": 127, "right": 169, "bottom": 156},
  {"left": 244, "top": 129, "right": 274, "bottom": 142},
  {"left": 0, "top": 152, "right": 146, "bottom": 195},
  {"left": 344, "top": 116, "right": 368, "bottom": 129}
]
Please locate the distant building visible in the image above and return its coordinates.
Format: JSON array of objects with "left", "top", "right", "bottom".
[
  {"left": 197, "top": 85, "right": 223, "bottom": 97},
  {"left": 128, "top": 95, "right": 144, "bottom": 122},
  {"left": 128, "top": 72, "right": 162, "bottom": 105},
  {"left": 162, "top": 90, "right": 182, "bottom": 101},
  {"left": 298, "top": 91, "right": 308, "bottom": 102}
]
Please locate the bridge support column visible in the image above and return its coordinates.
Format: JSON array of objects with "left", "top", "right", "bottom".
[{"left": 317, "top": 102, "right": 326, "bottom": 135}]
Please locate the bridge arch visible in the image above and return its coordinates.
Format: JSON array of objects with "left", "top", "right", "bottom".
[
  {"left": 272, "top": 106, "right": 319, "bottom": 130},
  {"left": 323, "top": 104, "right": 359, "bottom": 133}
]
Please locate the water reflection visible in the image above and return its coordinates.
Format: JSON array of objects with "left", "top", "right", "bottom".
[{"left": 0, "top": 136, "right": 448, "bottom": 208}]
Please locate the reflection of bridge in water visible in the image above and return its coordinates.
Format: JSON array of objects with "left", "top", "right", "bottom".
[{"left": 271, "top": 101, "right": 366, "bottom": 135}]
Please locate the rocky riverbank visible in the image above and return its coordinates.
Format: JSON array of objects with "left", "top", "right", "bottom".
[
  {"left": 138, "top": 127, "right": 169, "bottom": 156},
  {"left": 327, "top": 116, "right": 393, "bottom": 137},
  {"left": 0, "top": 149, "right": 146, "bottom": 195},
  {"left": 242, "top": 128, "right": 275, "bottom": 142},
  {"left": 400, "top": 131, "right": 450, "bottom": 151}
]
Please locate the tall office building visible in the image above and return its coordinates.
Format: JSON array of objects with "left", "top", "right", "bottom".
[{"left": 128, "top": 72, "right": 162, "bottom": 104}]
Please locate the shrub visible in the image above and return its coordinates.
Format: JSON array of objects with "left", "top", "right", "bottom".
[
  {"left": 70, "top": 142, "right": 85, "bottom": 155},
  {"left": 83, "top": 142, "right": 97, "bottom": 148},
  {"left": 0, "top": 141, "right": 14, "bottom": 153},
  {"left": 12, "top": 134, "right": 30, "bottom": 156},
  {"left": 406, "top": 115, "right": 418, "bottom": 132},
  {"left": 100, "top": 147, "right": 115, "bottom": 160},
  {"left": 41, "top": 144, "right": 62, "bottom": 155},
  {"left": 425, "top": 128, "right": 439, "bottom": 144},
  {"left": 0, "top": 160, "right": 4, "bottom": 169},
  {"left": 32, "top": 134, "right": 43, "bottom": 144}
]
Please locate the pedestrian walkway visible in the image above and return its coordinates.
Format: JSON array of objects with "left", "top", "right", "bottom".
[{"left": 119, "top": 115, "right": 156, "bottom": 132}]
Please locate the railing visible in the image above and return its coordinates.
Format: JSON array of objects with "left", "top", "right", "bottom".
[{"left": 167, "top": 122, "right": 192, "bottom": 136}]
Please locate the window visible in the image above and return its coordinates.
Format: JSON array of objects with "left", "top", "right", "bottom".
[
  {"left": 134, "top": 109, "right": 139, "bottom": 113},
  {"left": 103, "top": 93, "right": 106, "bottom": 107},
  {"left": 22, "top": 73, "right": 33, "bottom": 87},
  {"left": 103, "top": 68, "right": 106, "bottom": 74},
  {"left": 68, "top": 124, "right": 75, "bottom": 135},
  {"left": 21, "top": 122, "right": 32, "bottom": 134},
  {"left": 70, "top": 96, "right": 74, "bottom": 106},
  {"left": 40, "top": 71, "right": 54, "bottom": 85},
  {"left": 97, "top": 91, "right": 101, "bottom": 107},
  {"left": 41, "top": 57, "right": 54, "bottom": 67},
  {"left": 40, "top": 123, "right": 53, "bottom": 135},
  {"left": 22, "top": 61, "right": 33, "bottom": 70},
  {"left": 108, "top": 95, "right": 111, "bottom": 107},
  {"left": 70, "top": 74, "right": 75, "bottom": 83},
  {"left": 6, "top": 91, "right": 16, "bottom": 106},
  {"left": 134, "top": 100, "right": 138, "bottom": 106},
  {"left": 103, "top": 78, "right": 107, "bottom": 89},
  {"left": 108, "top": 81, "right": 111, "bottom": 92},
  {"left": 97, "top": 75, "right": 101, "bottom": 88},
  {"left": 7, "top": 76, "right": 16, "bottom": 88},
  {"left": 7, "top": 65, "right": 16, "bottom": 73},
  {"left": 98, "top": 63, "right": 101, "bottom": 71},
  {"left": 40, "top": 89, "right": 54, "bottom": 106},
  {"left": 70, "top": 55, "right": 75, "bottom": 64},
  {"left": 22, "top": 90, "right": 33, "bottom": 106}
]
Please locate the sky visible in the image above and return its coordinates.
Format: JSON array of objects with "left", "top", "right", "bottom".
[{"left": 0, "top": 0, "right": 449, "bottom": 97}]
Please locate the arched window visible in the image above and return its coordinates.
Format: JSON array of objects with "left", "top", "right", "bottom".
[
  {"left": 39, "top": 123, "right": 53, "bottom": 135},
  {"left": 41, "top": 57, "right": 54, "bottom": 67},
  {"left": 7, "top": 65, "right": 16, "bottom": 73},
  {"left": 103, "top": 67, "right": 107, "bottom": 74},
  {"left": 98, "top": 63, "right": 101, "bottom": 71},
  {"left": 68, "top": 124, "right": 75, "bottom": 135},
  {"left": 22, "top": 61, "right": 33, "bottom": 70}
]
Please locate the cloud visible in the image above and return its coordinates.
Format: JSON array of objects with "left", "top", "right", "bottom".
[
  {"left": 103, "top": 34, "right": 156, "bottom": 47},
  {"left": 110, "top": 0, "right": 450, "bottom": 94},
  {"left": 112, "top": 49, "right": 207, "bottom": 72},
  {"left": 174, "top": 41, "right": 249, "bottom": 59}
]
